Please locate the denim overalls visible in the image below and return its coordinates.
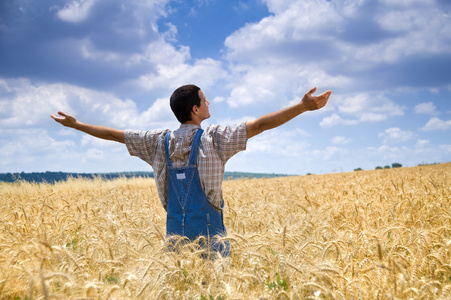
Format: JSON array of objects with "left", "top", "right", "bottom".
[{"left": 164, "top": 129, "right": 230, "bottom": 257}]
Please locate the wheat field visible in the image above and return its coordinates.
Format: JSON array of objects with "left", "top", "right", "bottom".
[{"left": 0, "top": 163, "right": 450, "bottom": 299}]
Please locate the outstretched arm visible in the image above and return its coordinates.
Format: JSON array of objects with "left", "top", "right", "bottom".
[
  {"left": 50, "top": 111, "right": 125, "bottom": 143},
  {"left": 246, "top": 87, "right": 331, "bottom": 139}
]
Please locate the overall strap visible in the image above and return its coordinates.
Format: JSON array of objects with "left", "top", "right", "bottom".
[
  {"left": 164, "top": 132, "right": 173, "bottom": 167},
  {"left": 165, "top": 129, "right": 204, "bottom": 167},
  {"left": 188, "top": 129, "right": 204, "bottom": 166}
]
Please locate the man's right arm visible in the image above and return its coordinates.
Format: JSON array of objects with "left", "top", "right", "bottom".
[
  {"left": 246, "top": 87, "right": 331, "bottom": 139},
  {"left": 50, "top": 111, "right": 125, "bottom": 143}
]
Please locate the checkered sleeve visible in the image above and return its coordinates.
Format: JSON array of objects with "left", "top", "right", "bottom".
[
  {"left": 124, "top": 129, "right": 169, "bottom": 167},
  {"left": 206, "top": 122, "right": 248, "bottom": 162}
]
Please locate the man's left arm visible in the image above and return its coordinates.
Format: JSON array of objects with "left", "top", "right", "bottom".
[
  {"left": 246, "top": 87, "right": 331, "bottom": 139},
  {"left": 51, "top": 111, "right": 125, "bottom": 143}
]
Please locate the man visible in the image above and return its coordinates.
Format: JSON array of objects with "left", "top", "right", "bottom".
[{"left": 51, "top": 85, "right": 331, "bottom": 257}]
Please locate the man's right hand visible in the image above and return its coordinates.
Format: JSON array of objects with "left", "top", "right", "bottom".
[
  {"left": 50, "top": 111, "right": 78, "bottom": 128},
  {"left": 299, "top": 87, "right": 332, "bottom": 111}
]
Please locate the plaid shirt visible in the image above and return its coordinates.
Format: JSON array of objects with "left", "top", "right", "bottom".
[{"left": 124, "top": 123, "right": 247, "bottom": 211}]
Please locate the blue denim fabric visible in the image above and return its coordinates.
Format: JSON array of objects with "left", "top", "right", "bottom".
[{"left": 164, "top": 129, "right": 230, "bottom": 258}]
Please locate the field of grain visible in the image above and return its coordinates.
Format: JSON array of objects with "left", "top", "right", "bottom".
[{"left": 0, "top": 163, "right": 450, "bottom": 299}]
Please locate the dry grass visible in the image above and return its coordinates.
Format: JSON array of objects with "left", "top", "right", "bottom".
[{"left": 0, "top": 163, "right": 450, "bottom": 299}]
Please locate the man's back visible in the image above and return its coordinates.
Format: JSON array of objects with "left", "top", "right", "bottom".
[{"left": 124, "top": 123, "right": 247, "bottom": 211}]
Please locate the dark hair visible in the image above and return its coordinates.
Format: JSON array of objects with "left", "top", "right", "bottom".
[{"left": 170, "top": 84, "right": 201, "bottom": 123}]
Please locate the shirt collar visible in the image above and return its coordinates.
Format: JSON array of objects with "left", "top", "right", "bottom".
[{"left": 178, "top": 123, "right": 201, "bottom": 131}]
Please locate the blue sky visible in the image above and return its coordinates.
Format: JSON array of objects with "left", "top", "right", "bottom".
[{"left": 1, "top": 0, "right": 450, "bottom": 175}]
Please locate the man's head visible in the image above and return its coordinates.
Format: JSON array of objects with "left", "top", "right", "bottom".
[{"left": 170, "top": 84, "right": 209, "bottom": 124}]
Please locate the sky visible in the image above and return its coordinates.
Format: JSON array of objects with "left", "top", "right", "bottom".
[{"left": 1, "top": 0, "right": 451, "bottom": 175}]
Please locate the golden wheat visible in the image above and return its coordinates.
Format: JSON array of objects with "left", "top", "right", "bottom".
[{"left": 0, "top": 164, "right": 450, "bottom": 299}]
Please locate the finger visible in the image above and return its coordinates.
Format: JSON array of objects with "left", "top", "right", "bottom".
[
  {"left": 58, "top": 111, "right": 68, "bottom": 117},
  {"left": 318, "top": 91, "right": 332, "bottom": 106},
  {"left": 50, "top": 115, "right": 63, "bottom": 123},
  {"left": 322, "top": 90, "right": 332, "bottom": 99},
  {"left": 307, "top": 87, "right": 317, "bottom": 95}
]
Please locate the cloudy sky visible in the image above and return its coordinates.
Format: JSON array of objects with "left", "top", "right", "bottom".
[{"left": 1, "top": 0, "right": 450, "bottom": 175}]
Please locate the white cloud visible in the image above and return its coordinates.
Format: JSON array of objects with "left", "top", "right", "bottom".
[
  {"left": 323, "top": 146, "right": 347, "bottom": 160},
  {"left": 262, "top": 0, "right": 297, "bottom": 14},
  {"left": 57, "top": 129, "right": 78, "bottom": 137},
  {"left": 222, "top": 0, "right": 352, "bottom": 109},
  {"left": 77, "top": 37, "right": 205, "bottom": 80},
  {"left": 83, "top": 148, "right": 104, "bottom": 161},
  {"left": 220, "top": 0, "right": 449, "bottom": 113},
  {"left": 294, "top": 128, "right": 311, "bottom": 137},
  {"left": 414, "top": 102, "right": 438, "bottom": 115},
  {"left": 0, "top": 129, "right": 76, "bottom": 168},
  {"left": 139, "top": 97, "right": 178, "bottom": 129},
  {"left": 226, "top": 67, "right": 279, "bottom": 107},
  {"left": 440, "top": 144, "right": 451, "bottom": 153},
  {"left": 56, "top": 0, "right": 170, "bottom": 26},
  {"left": 0, "top": 78, "right": 72, "bottom": 127},
  {"left": 245, "top": 128, "right": 310, "bottom": 156},
  {"left": 362, "top": 141, "right": 450, "bottom": 167},
  {"left": 0, "top": 78, "right": 177, "bottom": 130},
  {"left": 293, "top": 69, "right": 352, "bottom": 95},
  {"left": 312, "top": 146, "right": 348, "bottom": 161},
  {"left": 226, "top": 0, "right": 450, "bottom": 73},
  {"left": 0, "top": 124, "right": 135, "bottom": 173},
  {"left": 421, "top": 117, "right": 451, "bottom": 131},
  {"left": 359, "top": 113, "right": 388, "bottom": 122},
  {"left": 226, "top": 65, "right": 350, "bottom": 108},
  {"left": 226, "top": 0, "right": 341, "bottom": 58},
  {"left": 358, "top": 6, "right": 451, "bottom": 64},
  {"left": 212, "top": 96, "right": 225, "bottom": 103},
  {"left": 415, "top": 139, "right": 430, "bottom": 148},
  {"left": 378, "top": 127, "right": 414, "bottom": 144},
  {"left": 376, "top": 6, "right": 435, "bottom": 34},
  {"left": 81, "top": 135, "right": 118, "bottom": 148},
  {"left": 52, "top": 0, "right": 185, "bottom": 97},
  {"left": 135, "top": 57, "right": 226, "bottom": 92},
  {"left": 217, "top": 116, "right": 253, "bottom": 126},
  {"left": 320, "top": 113, "right": 358, "bottom": 128},
  {"left": 338, "top": 94, "right": 369, "bottom": 114},
  {"left": 130, "top": 39, "right": 190, "bottom": 67},
  {"left": 57, "top": 0, "right": 98, "bottom": 23},
  {"left": 374, "top": 145, "right": 403, "bottom": 160},
  {"left": 339, "top": 93, "right": 405, "bottom": 117},
  {"left": 379, "top": 0, "right": 435, "bottom": 7},
  {"left": 332, "top": 136, "right": 352, "bottom": 145},
  {"left": 80, "top": 39, "right": 121, "bottom": 62},
  {"left": 320, "top": 93, "right": 406, "bottom": 126}
]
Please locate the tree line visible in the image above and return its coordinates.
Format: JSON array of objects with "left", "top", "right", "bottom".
[
  {"left": 354, "top": 163, "right": 402, "bottom": 171},
  {"left": 0, "top": 171, "right": 154, "bottom": 183},
  {"left": 0, "top": 171, "right": 291, "bottom": 183}
]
